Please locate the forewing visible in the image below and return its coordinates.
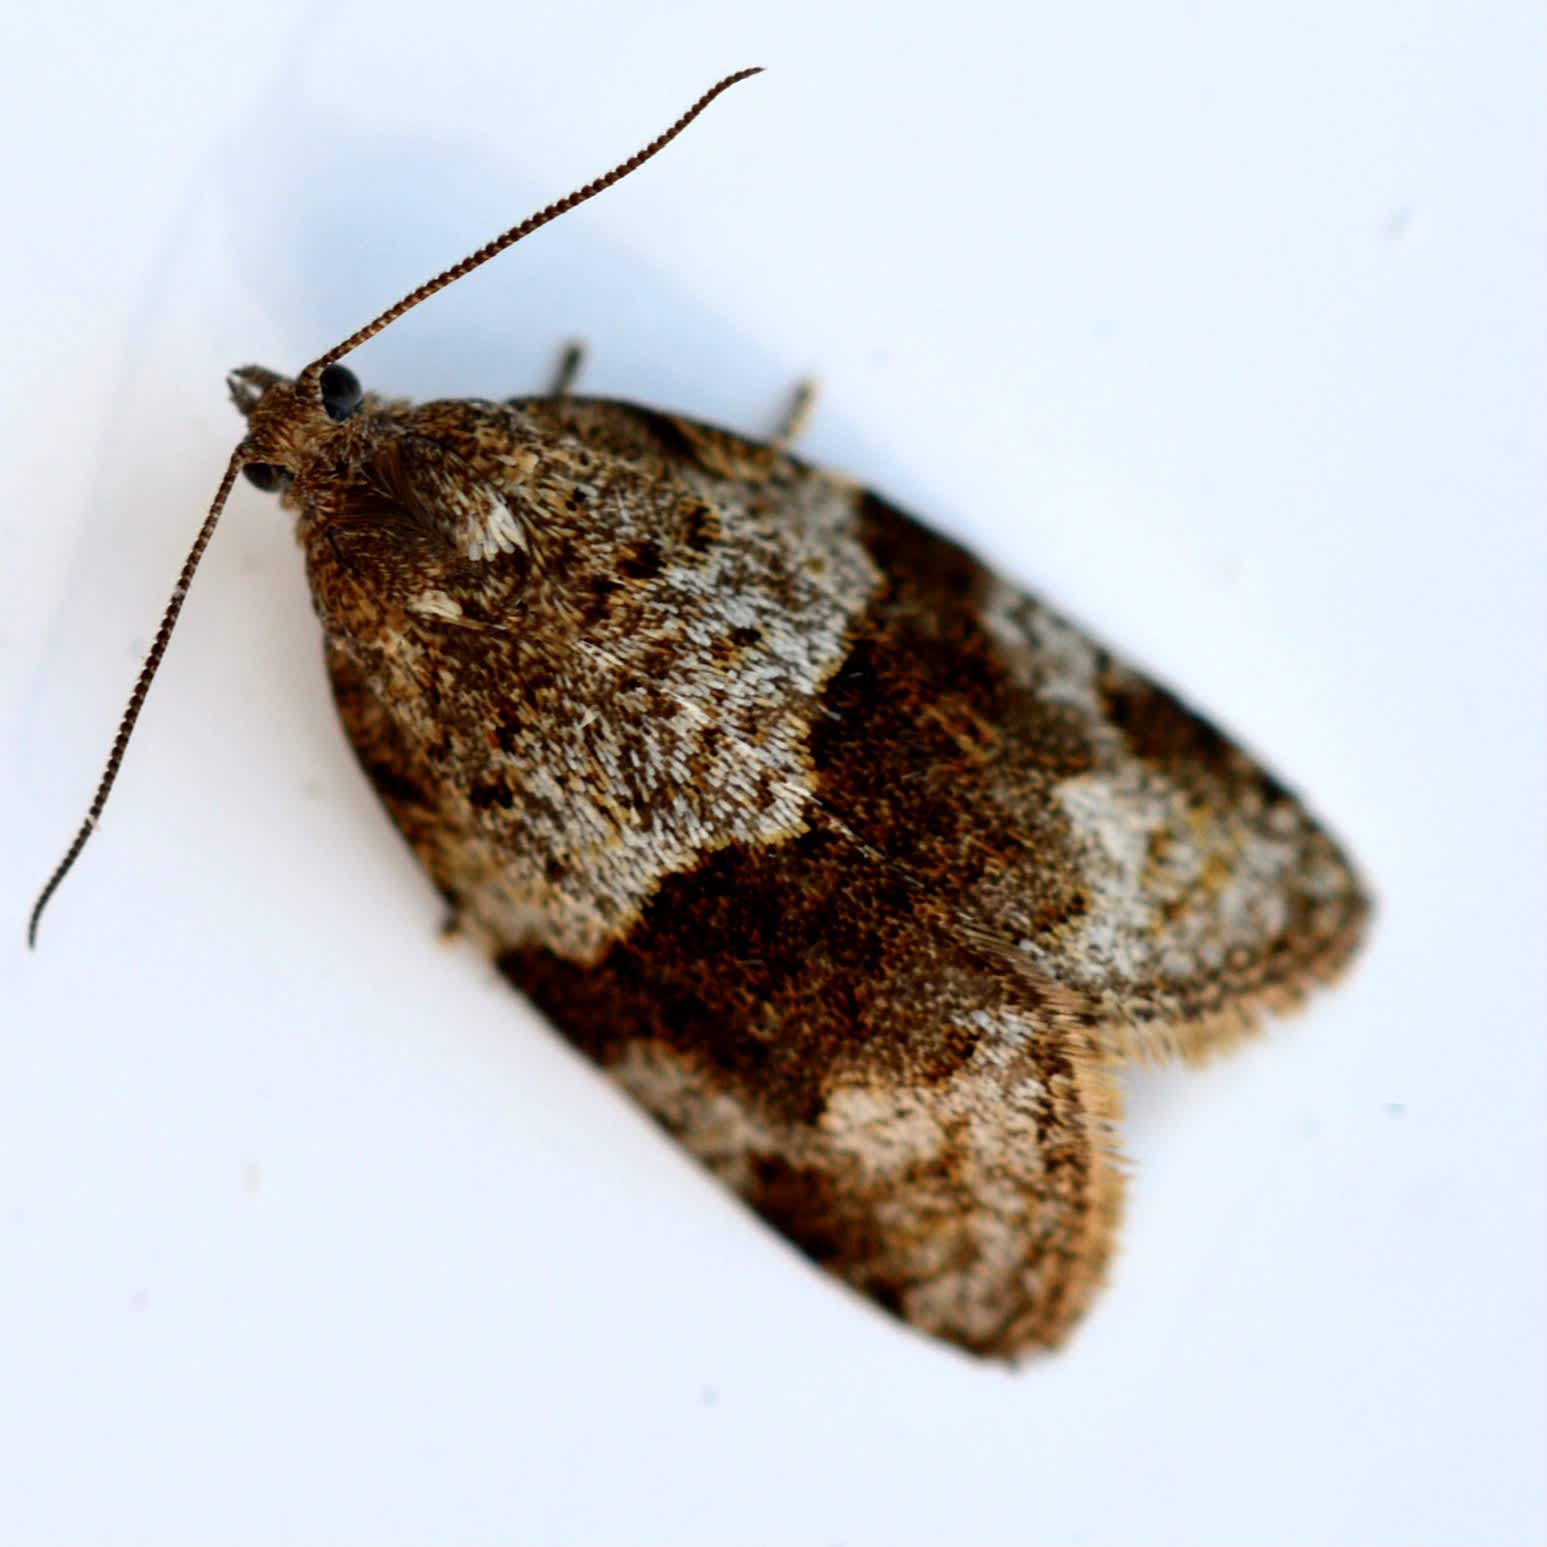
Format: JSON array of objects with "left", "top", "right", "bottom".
[
  {"left": 498, "top": 835, "right": 1126, "bottom": 1359},
  {"left": 315, "top": 397, "right": 1367, "bottom": 1356},
  {"left": 831, "top": 492, "right": 1370, "bottom": 1065}
]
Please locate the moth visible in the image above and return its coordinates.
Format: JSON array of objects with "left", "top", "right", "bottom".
[{"left": 33, "top": 70, "right": 1369, "bottom": 1358}]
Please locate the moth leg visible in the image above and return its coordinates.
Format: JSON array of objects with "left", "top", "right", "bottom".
[
  {"left": 540, "top": 341, "right": 586, "bottom": 399},
  {"left": 771, "top": 378, "right": 818, "bottom": 449}
]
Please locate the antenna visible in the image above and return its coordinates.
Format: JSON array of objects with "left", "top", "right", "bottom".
[
  {"left": 27, "top": 447, "right": 248, "bottom": 946},
  {"left": 28, "top": 68, "right": 762, "bottom": 945},
  {"left": 300, "top": 67, "right": 761, "bottom": 387}
]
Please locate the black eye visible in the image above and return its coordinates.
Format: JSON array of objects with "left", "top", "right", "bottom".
[
  {"left": 319, "top": 363, "right": 364, "bottom": 422},
  {"left": 242, "top": 462, "right": 292, "bottom": 493}
]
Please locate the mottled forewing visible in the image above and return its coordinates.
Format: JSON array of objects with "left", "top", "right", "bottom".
[
  {"left": 317, "top": 397, "right": 1367, "bottom": 1357},
  {"left": 832, "top": 493, "right": 1369, "bottom": 1065}
]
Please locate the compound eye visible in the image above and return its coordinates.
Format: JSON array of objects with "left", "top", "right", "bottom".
[
  {"left": 319, "top": 362, "right": 364, "bottom": 422},
  {"left": 242, "top": 462, "right": 292, "bottom": 493}
]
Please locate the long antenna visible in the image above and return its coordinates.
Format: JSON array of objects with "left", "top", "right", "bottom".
[
  {"left": 300, "top": 67, "right": 761, "bottom": 385},
  {"left": 28, "top": 447, "right": 248, "bottom": 946},
  {"left": 28, "top": 68, "right": 762, "bottom": 946}
]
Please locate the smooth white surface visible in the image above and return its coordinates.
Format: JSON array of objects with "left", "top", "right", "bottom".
[{"left": 2, "top": 5, "right": 1542, "bottom": 1545}]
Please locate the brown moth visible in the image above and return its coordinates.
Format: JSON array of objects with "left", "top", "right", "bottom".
[{"left": 32, "top": 70, "right": 1369, "bottom": 1358}]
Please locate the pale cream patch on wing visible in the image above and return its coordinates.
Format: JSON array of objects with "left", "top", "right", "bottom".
[
  {"left": 405, "top": 588, "right": 464, "bottom": 621},
  {"left": 605, "top": 1042, "right": 780, "bottom": 1195},
  {"left": 459, "top": 466, "right": 882, "bottom": 962},
  {"left": 979, "top": 577, "right": 1352, "bottom": 999},
  {"left": 602, "top": 1010, "right": 1106, "bottom": 1354},
  {"left": 979, "top": 578, "right": 1110, "bottom": 728},
  {"left": 443, "top": 483, "right": 531, "bottom": 563},
  {"left": 1051, "top": 772, "right": 1298, "bottom": 979}
]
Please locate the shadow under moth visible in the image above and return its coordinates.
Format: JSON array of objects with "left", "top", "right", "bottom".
[{"left": 32, "top": 70, "right": 1369, "bottom": 1358}]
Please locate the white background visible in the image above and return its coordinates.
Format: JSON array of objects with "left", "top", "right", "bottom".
[{"left": 2, "top": 4, "right": 1542, "bottom": 1545}]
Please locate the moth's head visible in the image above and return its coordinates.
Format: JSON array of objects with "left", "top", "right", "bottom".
[
  {"left": 227, "top": 362, "right": 368, "bottom": 497},
  {"left": 28, "top": 67, "right": 761, "bottom": 950}
]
